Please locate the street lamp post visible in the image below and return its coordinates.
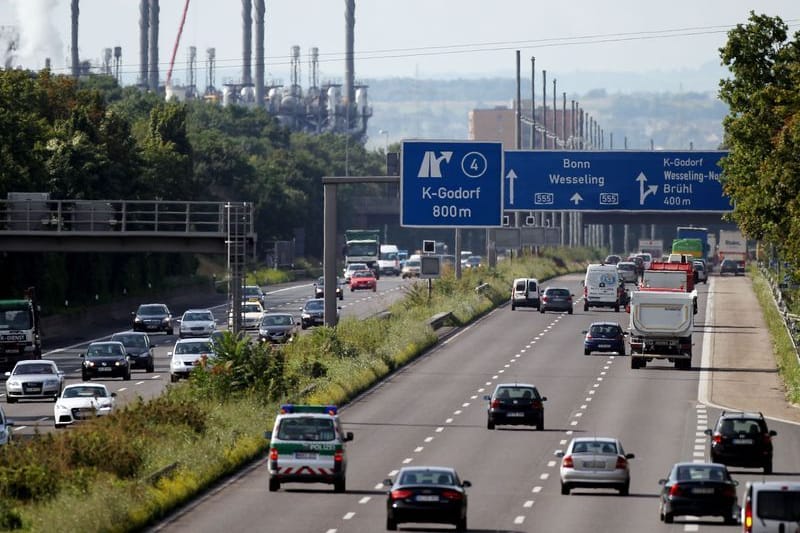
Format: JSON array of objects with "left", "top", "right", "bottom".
[{"left": 379, "top": 129, "right": 389, "bottom": 153}]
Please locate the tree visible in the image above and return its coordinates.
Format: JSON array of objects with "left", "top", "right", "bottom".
[{"left": 718, "top": 12, "right": 800, "bottom": 263}]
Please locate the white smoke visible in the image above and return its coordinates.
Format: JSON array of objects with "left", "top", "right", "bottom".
[{"left": 10, "top": 0, "right": 64, "bottom": 70}]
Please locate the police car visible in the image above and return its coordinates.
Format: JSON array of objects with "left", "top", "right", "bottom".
[{"left": 265, "top": 404, "right": 353, "bottom": 492}]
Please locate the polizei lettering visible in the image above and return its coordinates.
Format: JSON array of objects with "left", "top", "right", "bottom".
[{"left": 422, "top": 187, "right": 481, "bottom": 200}]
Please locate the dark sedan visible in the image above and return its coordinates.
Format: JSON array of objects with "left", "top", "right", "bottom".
[
  {"left": 484, "top": 383, "right": 546, "bottom": 430},
  {"left": 81, "top": 341, "right": 131, "bottom": 381},
  {"left": 658, "top": 462, "right": 739, "bottom": 524},
  {"left": 313, "top": 276, "right": 343, "bottom": 300},
  {"left": 110, "top": 332, "right": 154, "bottom": 372},
  {"left": 583, "top": 321, "right": 626, "bottom": 355},
  {"left": 132, "top": 303, "right": 174, "bottom": 334},
  {"left": 720, "top": 258, "right": 739, "bottom": 276},
  {"left": 384, "top": 466, "right": 470, "bottom": 531},
  {"left": 258, "top": 313, "right": 299, "bottom": 344},
  {"left": 540, "top": 287, "right": 574, "bottom": 314}
]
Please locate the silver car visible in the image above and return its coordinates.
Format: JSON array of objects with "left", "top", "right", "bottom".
[
  {"left": 616, "top": 261, "right": 639, "bottom": 284},
  {"left": 179, "top": 309, "right": 217, "bottom": 338},
  {"left": 556, "top": 437, "right": 634, "bottom": 495},
  {"left": 4, "top": 359, "right": 65, "bottom": 402}
]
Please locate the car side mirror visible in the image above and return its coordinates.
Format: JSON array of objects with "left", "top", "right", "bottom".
[
  {"left": 3, "top": 372, "right": 9, "bottom": 378},
  {"left": 733, "top": 480, "right": 739, "bottom": 486},
  {"left": 769, "top": 430, "right": 777, "bottom": 437},
  {"left": 625, "top": 453, "right": 635, "bottom": 460},
  {"left": 658, "top": 478, "right": 667, "bottom": 485},
  {"left": 345, "top": 431, "right": 354, "bottom": 442},
  {"left": 461, "top": 480, "right": 472, "bottom": 488},
  {"left": 111, "top": 392, "right": 117, "bottom": 397},
  {"left": 482, "top": 395, "right": 491, "bottom": 401},
  {"left": 79, "top": 354, "right": 85, "bottom": 358},
  {"left": 581, "top": 330, "right": 587, "bottom": 335},
  {"left": 703, "top": 428, "right": 712, "bottom": 436},
  {"left": 167, "top": 351, "right": 173, "bottom": 357},
  {"left": 541, "top": 396, "right": 548, "bottom": 401},
  {"left": 382, "top": 478, "right": 393, "bottom": 487},
  {"left": 131, "top": 311, "right": 136, "bottom": 316}
]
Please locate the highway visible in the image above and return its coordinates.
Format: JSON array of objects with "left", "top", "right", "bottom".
[
  {"left": 1, "top": 277, "right": 412, "bottom": 438},
  {"left": 146, "top": 274, "right": 800, "bottom": 533}
]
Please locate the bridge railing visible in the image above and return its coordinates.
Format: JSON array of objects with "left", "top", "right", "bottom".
[{"left": 0, "top": 199, "right": 253, "bottom": 236}]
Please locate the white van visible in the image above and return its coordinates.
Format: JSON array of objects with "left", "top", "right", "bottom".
[
  {"left": 583, "top": 264, "right": 620, "bottom": 312},
  {"left": 378, "top": 244, "right": 400, "bottom": 276},
  {"left": 510, "top": 278, "right": 540, "bottom": 310},
  {"left": 742, "top": 481, "right": 800, "bottom": 532}
]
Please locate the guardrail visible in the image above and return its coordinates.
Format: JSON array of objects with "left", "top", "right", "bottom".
[
  {"left": 759, "top": 263, "right": 800, "bottom": 359},
  {"left": 0, "top": 199, "right": 253, "bottom": 236}
]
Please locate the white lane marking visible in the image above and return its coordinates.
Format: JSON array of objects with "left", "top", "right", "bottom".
[
  {"left": 462, "top": 402, "right": 470, "bottom": 407},
  {"left": 532, "top": 486, "right": 542, "bottom": 493},
  {"left": 524, "top": 500, "right": 534, "bottom": 508},
  {"left": 374, "top": 483, "right": 384, "bottom": 490},
  {"left": 693, "top": 451, "right": 705, "bottom": 458},
  {"left": 693, "top": 459, "right": 705, "bottom": 463},
  {"left": 454, "top": 410, "right": 462, "bottom": 415},
  {"left": 152, "top": 374, "right": 162, "bottom": 379},
  {"left": 600, "top": 371, "right": 606, "bottom": 376},
  {"left": 547, "top": 461, "right": 556, "bottom": 467},
  {"left": 696, "top": 425, "right": 706, "bottom": 431},
  {"left": 13, "top": 426, "right": 27, "bottom": 431},
  {"left": 117, "top": 388, "right": 127, "bottom": 392},
  {"left": 586, "top": 397, "right": 593, "bottom": 402},
  {"left": 684, "top": 524, "right": 700, "bottom": 531},
  {"left": 136, "top": 381, "right": 145, "bottom": 385},
  {"left": 343, "top": 512, "right": 355, "bottom": 520},
  {"left": 570, "top": 421, "right": 578, "bottom": 426},
  {"left": 326, "top": 529, "right": 337, "bottom": 533},
  {"left": 402, "top": 458, "right": 413, "bottom": 464},
  {"left": 515, "top": 354, "right": 522, "bottom": 358},
  {"left": 504, "top": 364, "right": 510, "bottom": 368},
  {"left": 566, "top": 430, "right": 573, "bottom": 435},
  {"left": 424, "top": 437, "right": 433, "bottom": 443},
  {"left": 435, "top": 427, "right": 444, "bottom": 432},
  {"left": 596, "top": 377, "right": 603, "bottom": 382},
  {"left": 414, "top": 447, "right": 424, "bottom": 453},
  {"left": 485, "top": 382, "right": 493, "bottom": 386},
  {"left": 694, "top": 445, "right": 705, "bottom": 451},
  {"left": 695, "top": 432, "right": 706, "bottom": 437},
  {"left": 492, "top": 375, "right": 499, "bottom": 379},
  {"left": 559, "top": 439, "right": 567, "bottom": 445},
  {"left": 520, "top": 349, "right": 526, "bottom": 353},
  {"left": 359, "top": 497, "right": 370, "bottom": 504},
  {"left": 498, "top": 370, "right": 505, "bottom": 374},
  {"left": 388, "top": 469, "right": 398, "bottom": 476},
  {"left": 589, "top": 390, "right": 596, "bottom": 394},
  {"left": 593, "top": 384, "right": 600, "bottom": 388},
  {"left": 470, "top": 395, "right": 478, "bottom": 400},
  {"left": 574, "top": 412, "right": 583, "bottom": 418},
  {"left": 603, "top": 366, "right": 610, "bottom": 370},
  {"left": 609, "top": 356, "right": 615, "bottom": 360},
  {"left": 540, "top": 473, "right": 549, "bottom": 480},
  {"left": 580, "top": 404, "right": 587, "bottom": 409},
  {"left": 477, "top": 388, "right": 485, "bottom": 393},
  {"left": 514, "top": 516, "right": 525, "bottom": 524}
]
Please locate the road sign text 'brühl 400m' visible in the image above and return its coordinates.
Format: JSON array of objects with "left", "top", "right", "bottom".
[
  {"left": 401, "top": 140, "right": 503, "bottom": 227},
  {"left": 503, "top": 150, "right": 730, "bottom": 212}
]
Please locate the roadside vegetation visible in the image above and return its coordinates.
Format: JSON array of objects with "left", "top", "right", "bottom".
[{"left": 0, "top": 249, "right": 599, "bottom": 531}]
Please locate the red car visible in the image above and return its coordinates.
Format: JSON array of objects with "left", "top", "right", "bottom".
[{"left": 350, "top": 270, "right": 377, "bottom": 292}]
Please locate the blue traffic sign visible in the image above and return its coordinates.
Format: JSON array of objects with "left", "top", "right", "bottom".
[
  {"left": 503, "top": 150, "right": 731, "bottom": 212},
  {"left": 401, "top": 140, "right": 503, "bottom": 227}
]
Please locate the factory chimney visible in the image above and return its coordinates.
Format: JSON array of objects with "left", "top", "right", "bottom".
[
  {"left": 71, "top": 0, "right": 79, "bottom": 78},
  {"left": 344, "top": 0, "right": 355, "bottom": 128},
  {"left": 148, "top": 0, "right": 160, "bottom": 91},
  {"left": 242, "top": 0, "right": 252, "bottom": 86},
  {"left": 139, "top": 0, "right": 149, "bottom": 87},
  {"left": 254, "top": 0, "right": 265, "bottom": 106}
]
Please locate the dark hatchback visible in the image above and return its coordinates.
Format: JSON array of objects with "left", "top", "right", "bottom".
[
  {"left": 258, "top": 313, "right": 299, "bottom": 344},
  {"left": 705, "top": 411, "right": 776, "bottom": 473},
  {"left": 484, "top": 383, "right": 547, "bottom": 430},
  {"left": 583, "top": 322, "right": 627, "bottom": 355},
  {"left": 314, "top": 276, "right": 343, "bottom": 300},
  {"left": 384, "top": 466, "right": 470, "bottom": 531},
  {"left": 81, "top": 341, "right": 131, "bottom": 381},
  {"left": 540, "top": 287, "right": 574, "bottom": 314},
  {"left": 132, "top": 303, "right": 174, "bottom": 334},
  {"left": 110, "top": 332, "right": 154, "bottom": 372},
  {"left": 658, "top": 462, "right": 739, "bottom": 524}
]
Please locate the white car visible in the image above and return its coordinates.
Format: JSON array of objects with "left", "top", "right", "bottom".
[
  {"left": 169, "top": 337, "right": 215, "bottom": 382},
  {"left": 0, "top": 406, "right": 14, "bottom": 445},
  {"left": 4, "top": 359, "right": 65, "bottom": 402},
  {"left": 556, "top": 437, "right": 634, "bottom": 495},
  {"left": 178, "top": 309, "right": 217, "bottom": 338},
  {"left": 343, "top": 263, "right": 369, "bottom": 283},
  {"left": 227, "top": 301, "right": 264, "bottom": 330},
  {"left": 54, "top": 383, "right": 117, "bottom": 428}
]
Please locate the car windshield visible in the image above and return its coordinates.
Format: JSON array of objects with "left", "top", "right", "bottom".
[
  {"left": 184, "top": 312, "right": 213, "bottom": 321},
  {"left": 305, "top": 300, "right": 323, "bottom": 311},
  {"left": 546, "top": 288, "right": 570, "bottom": 297},
  {"left": 244, "top": 287, "right": 261, "bottom": 296},
  {"left": 572, "top": 440, "right": 619, "bottom": 455},
  {"left": 112, "top": 334, "right": 146, "bottom": 348},
  {"left": 406, "top": 260, "right": 420, "bottom": 267},
  {"left": 87, "top": 344, "right": 123, "bottom": 357},
  {"left": 347, "top": 264, "right": 367, "bottom": 272},
  {"left": 756, "top": 490, "right": 800, "bottom": 521},
  {"left": 0, "top": 309, "right": 31, "bottom": 330},
  {"left": 400, "top": 469, "right": 455, "bottom": 486},
  {"left": 63, "top": 386, "right": 108, "bottom": 398},
  {"left": 175, "top": 342, "right": 211, "bottom": 355},
  {"left": 243, "top": 304, "right": 262, "bottom": 313},
  {"left": 138, "top": 305, "right": 167, "bottom": 316},
  {"left": 590, "top": 324, "right": 620, "bottom": 337},
  {"left": 277, "top": 417, "right": 336, "bottom": 441},
  {"left": 380, "top": 252, "right": 397, "bottom": 260},
  {"left": 494, "top": 386, "right": 539, "bottom": 400},
  {"left": 353, "top": 271, "right": 372, "bottom": 278},
  {"left": 718, "top": 418, "right": 762, "bottom": 435},
  {"left": 675, "top": 465, "right": 729, "bottom": 482},
  {"left": 617, "top": 264, "right": 635, "bottom": 271},
  {"left": 14, "top": 363, "right": 54, "bottom": 375},
  {"left": 262, "top": 315, "right": 292, "bottom": 326}
]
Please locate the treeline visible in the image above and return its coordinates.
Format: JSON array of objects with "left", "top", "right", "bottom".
[{"left": 0, "top": 70, "right": 383, "bottom": 309}]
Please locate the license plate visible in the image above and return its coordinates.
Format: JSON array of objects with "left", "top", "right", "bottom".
[
  {"left": 692, "top": 487, "right": 714, "bottom": 494},
  {"left": 582, "top": 461, "right": 604, "bottom": 469},
  {"left": 507, "top": 412, "right": 524, "bottom": 417},
  {"left": 416, "top": 495, "right": 439, "bottom": 502},
  {"left": 294, "top": 452, "right": 318, "bottom": 460},
  {"left": 98, "top": 367, "right": 112, "bottom": 372},
  {"left": 598, "top": 344, "right": 611, "bottom": 348},
  {"left": 732, "top": 438, "right": 753, "bottom": 445},
  {"left": 25, "top": 387, "right": 41, "bottom": 392}
]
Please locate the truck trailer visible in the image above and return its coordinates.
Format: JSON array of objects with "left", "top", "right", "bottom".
[{"left": 628, "top": 289, "right": 694, "bottom": 370}]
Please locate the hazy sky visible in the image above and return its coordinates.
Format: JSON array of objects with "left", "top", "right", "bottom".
[{"left": 3, "top": 0, "right": 800, "bottom": 87}]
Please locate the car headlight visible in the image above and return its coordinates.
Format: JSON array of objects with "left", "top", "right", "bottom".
[
  {"left": 85, "top": 361, "right": 95, "bottom": 367},
  {"left": 162, "top": 318, "right": 170, "bottom": 324},
  {"left": 134, "top": 317, "right": 142, "bottom": 323},
  {"left": 114, "top": 360, "right": 125, "bottom": 367},
  {"left": 55, "top": 402, "right": 65, "bottom": 410},
  {"left": 301, "top": 312, "right": 311, "bottom": 319},
  {"left": 44, "top": 379, "right": 59, "bottom": 386},
  {"left": 7, "top": 380, "right": 19, "bottom": 388}
]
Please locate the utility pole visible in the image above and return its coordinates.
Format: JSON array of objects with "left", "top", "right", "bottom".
[
  {"left": 530, "top": 56, "right": 535, "bottom": 149},
  {"left": 542, "top": 70, "right": 547, "bottom": 150}
]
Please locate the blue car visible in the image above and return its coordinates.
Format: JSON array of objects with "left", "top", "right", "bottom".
[{"left": 583, "top": 322, "right": 626, "bottom": 356}]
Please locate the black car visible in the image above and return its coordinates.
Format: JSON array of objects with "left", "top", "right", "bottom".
[
  {"left": 258, "top": 313, "right": 299, "bottom": 344},
  {"left": 604, "top": 254, "right": 622, "bottom": 265},
  {"left": 705, "top": 411, "right": 776, "bottom": 473},
  {"left": 313, "top": 276, "right": 343, "bottom": 301},
  {"left": 583, "top": 321, "right": 626, "bottom": 355},
  {"left": 484, "top": 383, "right": 547, "bottom": 430},
  {"left": 132, "top": 303, "right": 174, "bottom": 334},
  {"left": 384, "top": 466, "right": 470, "bottom": 531},
  {"left": 658, "top": 462, "right": 739, "bottom": 524},
  {"left": 110, "top": 332, "right": 155, "bottom": 372},
  {"left": 300, "top": 298, "right": 325, "bottom": 329},
  {"left": 540, "top": 287, "right": 574, "bottom": 314},
  {"left": 81, "top": 341, "right": 131, "bottom": 381}
]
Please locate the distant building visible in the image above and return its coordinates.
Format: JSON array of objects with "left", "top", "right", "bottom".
[{"left": 469, "top": 100, "right": 584, "bottom": 150}]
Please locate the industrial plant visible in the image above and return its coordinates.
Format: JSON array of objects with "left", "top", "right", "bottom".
[{"left": 2, "top": 0, "right": 372, "bottom": 138}]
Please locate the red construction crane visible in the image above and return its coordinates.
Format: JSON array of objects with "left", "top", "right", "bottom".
[{"left": 166, "top": 0, "right": 191, "bottom": 88}]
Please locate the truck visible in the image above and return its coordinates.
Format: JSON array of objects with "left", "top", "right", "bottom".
[
  {"left": 638, "top": 239, "right": 664, "bottom": 262},
  {"left": 643, "top": 260, "right": 697, "bottom": 314},
  {"left": 676, "top": 226, "right": 709, "bottom": 260},
  {"left": 344, "top": 230, "right": 381, "bottom": 279},
  {"left": 671, "top": 238, "right": 704, "bottom": 260},
  {"left": 377, "top": 244, "right": 400, "bottom": 276},
  {"left": 0, "top": 287, "right": 42, "bottom": 372},
  {"left": 718, "top": 229, "right": 747, "bottom": 269},
  {"left": 628, "top": 289, "right": 695, "bottom": 370}
]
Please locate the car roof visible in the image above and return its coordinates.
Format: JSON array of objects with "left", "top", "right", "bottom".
[
  {"left": 543, "top": 286, "right": 570, "bottom": 291},
  {"left": 572, "top": 437, "right": 618, "bottom": 443},
  {"left": 15, "top": 359, "right": 57, "bottom": 365},
  {"left": 398, "top": 465, "right": 456, "bottom": 474},
  {"left": 64, "top": 383, "right": 108, "bottom": 391},
  {"left": 174, "top": 337, "right": 212, "bottom": 344},
  {"left": 89, "top": 341, "right": 125, "bottom": 347},
  {"left": 617, "top": 261, "right": 636, "bottom": 266},
  {"left": 746, "top": 481, "right": 800, "bottom": 490},
  {"left": 183, "top": 308, "right": 213, "bottom": 314}
]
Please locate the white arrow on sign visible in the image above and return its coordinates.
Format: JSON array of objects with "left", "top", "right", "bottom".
[
  {"left": 636, "top": 172, "right": 658, "bottom": 205},
  {"left": 505, "top": 169, "right": 517, "bottom": 205},
  {"left": 570, "top": 192, "right": 583, "bottom": 205}
]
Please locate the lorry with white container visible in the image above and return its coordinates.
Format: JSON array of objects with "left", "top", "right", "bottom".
[
  {"left": 638, "top": 239, "right": 664, "bottom": 262},
  {"left": 0, "top": 287, "right": 42, "bottom": 372},
  {"left": 344, "top": 230, "right": 381, "bottom": 279},
  {"left": 718, "top": 229, "right": 747, "bottom": 269},
  {"left": 628, "top": 289, "right": 694, "bottom": 370}
]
